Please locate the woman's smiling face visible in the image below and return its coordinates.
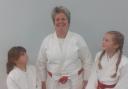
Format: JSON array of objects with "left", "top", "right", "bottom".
[{"left": 54, "top": 12, "right": 69, "bottom": 36}]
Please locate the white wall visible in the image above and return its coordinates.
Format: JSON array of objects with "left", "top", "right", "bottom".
[{"left": 0, "top": 0, "right": 128, "bottom": 89}]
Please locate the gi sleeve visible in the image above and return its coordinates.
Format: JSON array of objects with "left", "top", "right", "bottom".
[
  {"left": 7, "top": 76, "right": 19, "bottom": 89},
  {"left": 78, "top": 35, "right": 93, "bottom": 80},
  {"left": 113, "top": 64, "right": 128, "bottom": 89},
  {"left": 36, "top": 39, "right": 48, "bottom": 82}
]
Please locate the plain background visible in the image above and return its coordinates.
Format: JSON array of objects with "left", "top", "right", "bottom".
[{"left": 0, "top": 0, "right": 128, "bottom": 89}]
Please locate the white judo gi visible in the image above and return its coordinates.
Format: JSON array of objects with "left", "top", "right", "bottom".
[
  {"left": 86, "top": 51, "right": 128, "bottom": 89},
  {"left": 7, "top": 65, "right": 40, "bottom": 89},
  {"left": 36, "top": 31, "right": 92, "bottom": 89}
]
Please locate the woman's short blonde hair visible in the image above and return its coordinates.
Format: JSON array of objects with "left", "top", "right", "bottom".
[{"left": 52, "top": 6, "right": 71, "bottom": 24}]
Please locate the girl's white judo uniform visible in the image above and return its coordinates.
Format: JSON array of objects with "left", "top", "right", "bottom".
[
  {"left": 36, "top": 31, "right": 92, "bottom": 89},
  {"left": 86, "top": 51, "right": 128, "bottom": 89},
  {"left": 7, "top": 65, "right": 40, "bottom": 89}
]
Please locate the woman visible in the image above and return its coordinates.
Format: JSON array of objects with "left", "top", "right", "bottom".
[{"left": 36, "top": 6, "right": 92, "bottom": 89}]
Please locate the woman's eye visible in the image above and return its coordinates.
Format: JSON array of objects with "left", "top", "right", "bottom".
[{"left": 62, "top": 18, "right": 65, "bottom": 21}]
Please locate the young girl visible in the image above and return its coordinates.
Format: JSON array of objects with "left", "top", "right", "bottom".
[
  {"left": 86, "top": 31, "right": 128, "bottom": 89},
  {"left": 6, "top": 46, "right": 40, "bottom": 89}
]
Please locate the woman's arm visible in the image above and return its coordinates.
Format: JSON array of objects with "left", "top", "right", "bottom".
[
  {"left": 77, "top": 36, "right": 93, "bottom": 89},
  {"left": 36, "top": 40, "right": 48, "bottom": 89},
  {"left": 77, "top": 35, "right": 93, "bottom": 81}
]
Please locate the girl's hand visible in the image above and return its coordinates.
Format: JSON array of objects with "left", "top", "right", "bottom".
[
  {"left": 42, "top": 81, "right": 46, "bottom": 89},
  {"left": 82, "top": 80, "right": 88, "bottom": 89}
]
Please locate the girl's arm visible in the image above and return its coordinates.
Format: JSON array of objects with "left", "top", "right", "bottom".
[
  {"left": 113, "top": 64, "right": 128, "bottom": 89},
  {"left": 7, "top": 77, "right": 19, "bottom": 89}
]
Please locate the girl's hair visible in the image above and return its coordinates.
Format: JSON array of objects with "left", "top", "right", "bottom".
[
  {"left": 98, "top": 31, "right": 124, "bottom": 78},
  {"left": 6, "top": 46, "right": 26, "bottom": 74}
]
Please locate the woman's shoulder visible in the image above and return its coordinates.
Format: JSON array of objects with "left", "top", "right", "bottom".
[
  {"left": 40, "top": 33, "right": 54, "bottom": 47},
  {"left": 43, "top": 33, "right": 53, "bottom": 42},
  {"left": 70, "top": 31, "right": 88, "bottom": 45},
  {"left": 70, "top": 31, "right": 84, "bottom": 39}
]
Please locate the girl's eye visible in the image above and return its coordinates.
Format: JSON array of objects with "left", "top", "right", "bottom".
[
  {"left": 56, "top": 18, "right": 60, "bottom": 21},
  {"left": 105, "top": 39, "right": 109, "bottom": 42},
  {"left": 103, "top": 38, "right": 106, "bottom": 41},
  {"left": 103, "top": 38, "right": 108, "bottom": 42}
]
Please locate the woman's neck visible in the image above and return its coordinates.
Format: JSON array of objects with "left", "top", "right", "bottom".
[{"left": 56, "top": 31, "right": 68, "bottom": 38}]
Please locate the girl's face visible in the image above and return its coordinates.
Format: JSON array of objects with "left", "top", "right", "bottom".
[
  {"left": 54, "top": 12, "right": 69, "bottom": 35},
  {"left": 102, "top": 33, "right": 119, "bottom": 52},
  {"left": 15, "top": 53, "right": 28, "bottom": 66}
]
